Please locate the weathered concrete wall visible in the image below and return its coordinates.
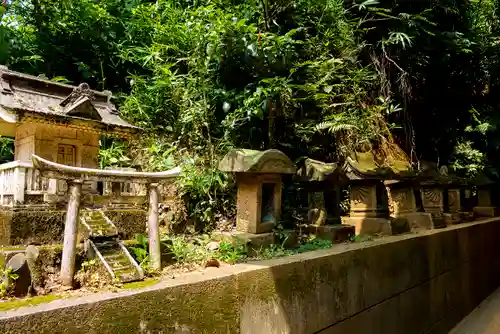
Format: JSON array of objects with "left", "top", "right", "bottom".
[{"left": 2, "top": 219, "right": 500, "bottom": 333}]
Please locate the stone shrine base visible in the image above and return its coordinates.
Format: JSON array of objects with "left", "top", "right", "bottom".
[
  {"left": 305, "top": 224, "right": 355, "bottom": 242},
  {"left": 401, "top": 212, "right": 434, "bottom": 230},
  {"left": 213, "top": 231, "right": 276, "bottom": 256},
  {"left": 0, "top": 206, "right": 147, "bottom": 246},
  {"left": 442, "top": 213, "right": 467, "bottom": 226},
  {"left": 473, "top": 206, "right": 496, "bottom": 218},
  {"left": 341, "top": 217, "right": 392, "bottom": 236}
]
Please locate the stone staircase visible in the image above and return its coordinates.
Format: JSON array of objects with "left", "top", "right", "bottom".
[{"left": 80, "top": 210, "right": 143, "bottom": 283}]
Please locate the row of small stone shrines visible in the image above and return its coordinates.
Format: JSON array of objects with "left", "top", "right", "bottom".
[{"left": 218, "top": 148, "right": 496, "bottom": 242}]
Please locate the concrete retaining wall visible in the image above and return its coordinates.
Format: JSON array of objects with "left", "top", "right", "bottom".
[{"left": 2, "top": 218, "right": 500, "bottom": 333}]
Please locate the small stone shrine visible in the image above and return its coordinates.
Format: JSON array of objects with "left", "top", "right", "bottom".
[
  {"left": 419, "top": 163, "right": 444, "bottom": 223},
  {"left": 0, "top": 66, "right": 139, "bottom": 204},
  {"left": 0, "top": 67, "right": 147, "bottom": 246},
  {"left": 472, "top": 173, "right": 497, "bottom": 217},
  {"left": 444, "top": 169, "right": 469, "bottom": 223},
  {"left": 218, "top": 149, "right": 296, "bottom": 234},
  {"left": 342, "top": 150, "right": 405, "bottom": 235},
  {"left": 384, "top": 176, "right": 433, "bottom": 230},
  {"left": 295, "top": 158, "right": 354, "bottom": 242},
  {"left": 418, "top": 162, "right": 452, "bottom": 227}
]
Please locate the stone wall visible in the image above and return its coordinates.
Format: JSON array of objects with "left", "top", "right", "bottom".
[
  {"left": 0, "top": 208, "right": 147, "bottom": 246},
  {"left": 2, "top": 218, "right": 500, "bottom": 333}
]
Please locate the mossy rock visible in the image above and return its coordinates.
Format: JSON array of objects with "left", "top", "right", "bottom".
[
  {"left": 432, "top": 216, "right": 447, "bottom": 229},
  {"left": 390, "top": 217, "right": 410, "bottom": 235}
]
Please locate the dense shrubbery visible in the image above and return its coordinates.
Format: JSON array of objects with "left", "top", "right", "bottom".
[{"left": 1, "top": 0, "right": 500, "bottom": 227}]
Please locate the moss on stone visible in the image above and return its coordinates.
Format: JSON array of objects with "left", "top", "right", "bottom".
[
  {"left": 105, "top": 210, "right": 146, "bottom": 240},
  {"left": 122, "top": 279, "right": 160, "bottom": 290},
  {"left": 0, "top": 247, "right": 26, "bottom": 251},
  {"left": 218, "top": 148, "right": 296, "bottom": 174},
  {"left": 0, "top": 294, "right": 62, "bottom": 312},
  {"left": 9, "top": 210, "right": 65, "bottom": 245},
  {"left": 1, "top": 206, "right": 146, "bottom": 247}
]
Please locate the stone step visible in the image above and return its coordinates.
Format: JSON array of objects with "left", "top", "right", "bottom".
[
  {"left": 105, "top": 257, "right": 131, "bottom": 266},
  {"left": 85, "top": 222, "right": 109, "bottom": 226},
  {"left": 104, "top": 253, "right": 128, "bottom": 260},
  {"left": 110, "top": 264, "right": 134, "bottom": 271},
  {"left": 92, "top": 218, "right": 107, "bottom": 223},
  {"left": 114, "top": 268, "right": 140, "bottom": 278},
  {"left": 81, "top": 214, "right": 118, "bottom": 237},
  {"left": 84, "top": 210, "right": 143, "bottom": 283}
]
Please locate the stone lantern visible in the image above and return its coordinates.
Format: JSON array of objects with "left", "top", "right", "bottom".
[
  {"left": 418, "top": 162, "right": 450, "bottom": 227},
  {"left": 341, "top": 150, "right": 413, "bottom": 235},
  {"left": 445, "top": 171, "right": 469, "bottom": 223},
  {"left": 295, "top": 158, "right": 354, "bottom": 242},
  {"left": 218, "top": 149, "right": 296, "bottom": 234},
  {"left": 384, "top": 178, "right": 433, "bottom": 230}
]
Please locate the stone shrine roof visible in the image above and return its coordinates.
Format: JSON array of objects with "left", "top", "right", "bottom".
[
  {"left": 471, "top": 173, "right": 494, "bottom": 187},
  {"left": 0, "top": 66, "right": 138, "bottom": 134},
  {"left": 418, "top": 161, "right": 465, "bottom": 186},
  {"left": 218, "top": 149, "right": 296, "bottom": 174},
  {"left": 343, "top": 150, "right": 413, "bottom": 180},
  {"left": 296, "top": 158, "right": 346, "bottom": 183}
]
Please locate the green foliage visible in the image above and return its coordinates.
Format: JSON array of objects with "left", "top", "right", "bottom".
[
  {"left": 165, "top": 234, "right": 211, "bottom": 264},
  {"left": 451, "top": 141, "right": 486, "bottom": 177},
  {"left": 176, "top": 158, "right": 235, "bottom": 229},
  {"left": 2, "top": 0, "right": 500, "bottom": 222},
  {"left": 0, "top": 137, "right": 14, "bottom": 164},
  {"left": 164, "top": 234, "right": 245, "bottom": 264},
  {"left": 293, "top": 238, "right": 333, "bottom": 253},
  {"left": 98, "top": 137, "right": 131, "bottom": 169},
  {"left": 79, "top": 259, "right": 98, "bottom": 272},
  {"left": 254, "top": 237, "right": 333, "bottom": 260},
  {"left": 215, "top": 240, "right": 247, "bottom": 264},
  {"left": 254, "top": 243, "right": 290, "bottom": 259},
  {"left": 451, "top": 109, "right": 493, "bottom": 177},
  {"left": 0, "top": 267, "right": 19, "bottom": 298},
  {"left": 128, "top": 234, "right": 149, "bottom": 265}
]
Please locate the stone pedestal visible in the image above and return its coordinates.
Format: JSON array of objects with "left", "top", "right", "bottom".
[
  {"left": 420, "top": 186, "right": 451, "bottom": 228},
  {"left": 447, "top": 188, "right": 462, "bottom": 224},
  {"left": 346, "top": 182, "right": 391, "bottom": 235},
  {"left": 342, "top": 217, "right": 392, "bottom": 235},
  {"left": 387, "top": 184, "right": 433, "bottom": 230},
  {"left": 402, "top": 212, "right": 434, "bottom": 230},
  {"left": 349, "top": 184, "right": 378, "bottom": 218},
  {"left": 421, "top": 187, "right": 444, "bottom": 215},
  {"left": 474, "top": 188, "right": 496, "bottom": 217},
  {"left": 306, "top": 224, "right": 355, "bottom": 242}
]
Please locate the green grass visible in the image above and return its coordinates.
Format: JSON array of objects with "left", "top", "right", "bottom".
[{"left": 0, "top": 294, "right": 62, "bottom": 312}]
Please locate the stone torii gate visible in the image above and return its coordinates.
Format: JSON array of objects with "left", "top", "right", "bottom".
[{"left": 31, "top": 155, "right": 180, "bottom": 287}]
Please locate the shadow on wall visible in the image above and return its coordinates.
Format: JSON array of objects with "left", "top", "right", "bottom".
[{"left": 238, "top": 219, "right": 500, "bottom": 334}]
